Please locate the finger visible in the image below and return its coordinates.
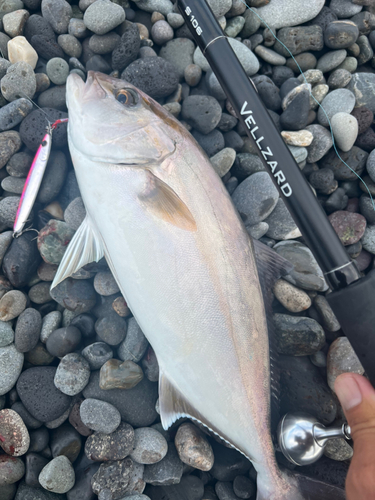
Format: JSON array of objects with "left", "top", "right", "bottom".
[{"left": 334, "top": 373, "right": 375, "bottom": 458}]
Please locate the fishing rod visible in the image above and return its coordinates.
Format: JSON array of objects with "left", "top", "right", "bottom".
[{"left": 177, "top": 0, "right": 375, "bottom": 386}]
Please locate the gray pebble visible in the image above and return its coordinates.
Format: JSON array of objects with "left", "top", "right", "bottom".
[
  {"left": 316, "top": 49, "right": 347, "bottom": 73},
  {"left": 181, "top": 95, "right": 222, "bottom": 135},
  {"left": 58, "top": 34, "right": 82, "bottom": 58},
  {"left": 330, "top": 0, "right": 362, "bottom": 18},
  {"left": 241, "top": 7, "right": 261, "bottom": 38},
  {"left": 254, "top": 45, "right": 286, "bottom": 65},
  {"left": 41, "top": 0, "right": 73, "bottom": 35},
  {"left": 0, "top": 231, "right": 12, "bottom": 267},
  {"left": 28, "top": 282, "right": 52, "bottom": 305},
  {"left": 313, "top": 295, "right": 341, "bottom": 332},
  {"left": 0, "top": 320, "right": 14, "bottom": 347},
  {"left": 273, "top": 279, "right": 311, "bottom": 313},
  {"left": 264, "top": 198, "right": 301, "bottom": 240},
  {"left": 331, "top": 112, "right": 358, "bottom": 153},
  {"left": 54, "top": 353, "right": 90, "bottom": 396},
  {"left": 1, "top": 61, "right": 36, "bottom": 101},
  {"left": 80, "top": 398, "right": 121, "bottom": 434},
  {"left": 151, "top": 20, "right": 173, "bottom": 45},
  {"left": 347, "top": 73, "right": 375, "bottom": 113},
  {"left": 130, "top": 427, "right": 168, "bottom": 465},
  {"left": 273, "top": 313, "right": 325, "bottom": 356},
  {"left": 69, "top": 17, "right": 89, "bottom": 38},
  {"left": 317, "top": 88, "right": 356, "bottom": 127},
  {"left": 143, "top": 443, "right": 183, "bottom": 486},
  {"left": 210, "top": 148, "right": 236, "bottom": 178},
  {"left": 118, "top": 317, "right": 148, "bottom": 363},
  {"left": 83, "top": 0, "right": 125, "bottom": 35},
  {"left": 246, "top": 221, "right": 269, "bottom": 240},
  {"left": 0, "top": 456, "right": 24, "bottom": 485},
  {"left": 232, "top": 172, "right": 279, "bottom": 226},
  {"left": 135, "top": 0, "right": 173, "bottom": 16},
  {"left": 38, "top": 455, "right": 75, "bottom": 494},
  {"left": 274, "top": 240, "right": 328, "bottom": 291},
  {"left": 0, "top": 98, "right": 33, "bottom": 131},
  {"left": 46, "top": 57, "right": 69, "bottom": 85},
  {"left": 89, "top": 32, "right": 120, "bottom": 55},
  {"left": 15, "top": 308, "right": 42, "bottom": 353},
  {"left": 367, "top": 148, "right": 375, "bottom": 182},
  {"left": 1, "top": 175, "right": 25, "bottom": 194},
  {"left": 166, "top": 13, "right": 184, "bottom": 29},
  {"left": 256, "top": 0, "right": 325, "bottom": 29},
  {"left": 184, "top": 63, "right": 202, "bottom": 87},
  {"left": 0, "top": 343, "right": 23, "bottom": 395},
  {"left": 305, "top": 124, "right": 333, "bottom": 163},
  {"left": 336, "top": 56, "right": 357, "bottom": 73},
  {"left": 64, "top": 196, "right": 86, "bottom": 230},
  {"left": 357, "top": 34, "right": 373, "bottom": 65},
  {"left": 310, "top": 350, "right": 327, "bottom": 368},
  {"left": 94, "top": 271, "right": 120, "bottom": 296},
  {"left": 82, "top": 342, "right": 113, "bottom": 370},
  {"left": 159, "top": 38, "right": 195, "bottom": 81},
  {"left": 40, "top": 311, "right": 62, "bottom": 344},
  {"left": 0, "top": 58, "right": 11, "bottom": 79},
  {"left": 361, "top": 224, "right": 375, "bottom": 254},
  {"left": 225, "top": 16, "right": 245, "bottom": 38},
  {"left": 324, "top": 438, "right": 353, "bottom": 462},
  {"left": 327, "top": 68, "right": 352, "bottom": 89}
]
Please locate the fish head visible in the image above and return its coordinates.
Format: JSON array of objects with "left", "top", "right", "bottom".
[{"left": 66, "top": 71, "right": 177, "bottom": 165}]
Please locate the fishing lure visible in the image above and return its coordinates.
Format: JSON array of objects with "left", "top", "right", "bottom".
[{"left": 13, "top": 118, "right": 68, "bottom": 238}]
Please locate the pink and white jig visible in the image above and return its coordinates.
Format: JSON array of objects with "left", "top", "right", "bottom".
[{"left": 13, "top": 118, "right": 68, "bottom": 238}]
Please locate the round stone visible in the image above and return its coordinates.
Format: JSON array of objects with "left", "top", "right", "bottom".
[
  {"left": 46, "top": 57, "right": 69, "bottom": 85},
  {"left": 89, "top": 32, "right": 120, "bottom": 55},
  {"left": 91, "top": 458, "right": 133, "bottom": 499},
  {"left": 94, "top": 271, "right": 120, "bottom": 296},
  {"left": 318, "top": 89, "right": 356, "bottom": 127},
  {"left": 14, "top": 307, "right": 42, "bottom": 353},
  {"left": 99, "top": 358, "right": 144, "bottom": 390},
  {"left": 57, "top": 34, "right": 82, "bottom": 58},
  {"left": 143, "top": 443, "right": 183, "bottom": 486},
  {"left": 20, "top": 110, "right": 68, "bottom": 152},
  {"left": 46, "top": 326, "right": 82, "bottom": 358},
  {"left": 274, "top": 240, "right": 328, "bottom": 291},
  {"left": 70, "top": 313, "right": 96, "bottom": 338},
  {"left": 324, "top": 21, "right": 359, "bottom": 50},
  {"left": 95, "top": 314, "right": 127, "bottom": 346},
  {"left": 0, "top": 61, "right": 36, "bottom": 101},
  {"left": 118, "top": 317, "right": 148, "bottom": 363},
  {"left": 151, "top": 20, "right": 173, "bottom": 45},
  {"left": 274, "top": 26, "right": 324, "bottom": 57},
  {"left": 329, "top": 0, "right": 362, "bottom": 18},
  {"left": 159, "top": 38, "right": 195, "bottom": 81},
  {"left": 361, "top": 224, "right": 375, "bottom": 254},
  {"left": 264, "top": 198, "right": 301, "bottom": 240},
  {"left": 0, "top": 455, "right": 25, "bottom": 485},
  {"left": 83, "top": 0, "right": 125, "bottom": 35},
  {"left": 17, "top": 366, "right": 72, "bottom": 422},
  {"left": 347, "top": 73, "right": 375, "bottom": 113},
  {"left": 273, "top": 279, "right": 312, "bottom": 313},
  {"left": 351, "top": 107, "right": 372, "bottom": 136},
  {"left": 324, "top": 438, "right": 353, "bottom": 462},
  {"left": 273, "top": 313, "right": 326, "bottom": 356},
  {"left": 85, "top": 421, "right": 135, "bottom": 461},
  {"left": 316, "top": 49, "right": 347, "bottom": 73},
  {"left": 0, "top": 290, "right": 27, "bottom": 321},
  {"left": 313, "top": 295, "right": 341, "bottom": 333},
  {"left": 210, "top": 148, "right": 236, "bottom": 178},
  {"left": 0, "top": 408, "right": 30, "bottom": 456},
  {"left": 174, "top": 422, "right": 214, "bottom": 471},
  {"left": 331, "top": 112, "right": 358, "bottom": 152},
  {"left": 256, "top": 0, "right": 325, "bottom": 29},
  {"left": 328, "top": 210, "right": 366, "bottom": 246},
  {"left": 122, "top": 56, "right": 178, "bottom": 99},
  {"left": 40, "top": 311, "right": 62, "bottom": 343},
  {"left": 327, "top": 68, "right": 352, "bottom": 90},
  {"left": 233, "top": 475, "right": 256, "bottom": 499},
  {"left": 41, "top": 0, "right": 73, "bottom": 35},
  {"left": 54, "top": 353, "right": 90, "bottom": 396},
  {"left": 50, "top": 278, "right": 97, "bottom": 314},
  {"left": 327, "top": 337, "right": 364, "bottom": 391},
  {"left": 81, "top": 342, "right": 113, "bottom": 371},
  {"left": 232, "top": 172, "right": 279, "bottom": 226},
  {"left": 39, "top": 455, "right": 75, "bottom": 494},
  {"left": 0, "top": 320, "right": 14, "bottom": 347},
  {"left": 130, "top": 427, "right": 168, "bottom": 465},
  {"left": 184, "top": 63, "right": 202, "bottom": 87},
  {"left": 111, "top": 23, "right": 141, "bottom": 72},
  {"left": 181, "top": 95, "right": 222, "bottom": 135},
  {"left": 80, "top": 398, "right": 121, "bottom": 434},
  {"left": 0, "top": 98, "right": 33, "bottom": 132}
]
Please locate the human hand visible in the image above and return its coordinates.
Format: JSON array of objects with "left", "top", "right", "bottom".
[{"left": 335, "top": 373, "right": 375, "bottom": 500}]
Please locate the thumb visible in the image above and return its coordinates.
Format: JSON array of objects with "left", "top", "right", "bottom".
[{"left": 335, "top": 372, "right": 375, "bottom": 462}]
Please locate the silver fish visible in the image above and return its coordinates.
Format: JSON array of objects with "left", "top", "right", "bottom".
[{"left": 53, "top": 71, "right": 344, "bottom": 500}]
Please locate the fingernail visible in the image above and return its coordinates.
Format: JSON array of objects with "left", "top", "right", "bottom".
[{"left": 335, "top": 375, "right": 362, "bottom": 411}]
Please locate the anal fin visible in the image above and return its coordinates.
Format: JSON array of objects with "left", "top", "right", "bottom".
[{"left": 51, "top": 216, "right": 105, "bottom": 289}]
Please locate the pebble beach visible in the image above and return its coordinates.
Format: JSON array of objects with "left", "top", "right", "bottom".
[{"left": 0, "top": 0, "right": 374, "bottom": 498}]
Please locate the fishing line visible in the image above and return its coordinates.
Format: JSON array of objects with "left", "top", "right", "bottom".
[
  {"left": 238, "top": 0, "right": 375, "bottom": 212},
  {"left": 19, "top": 91, "right": 54, "bottom": 130}
]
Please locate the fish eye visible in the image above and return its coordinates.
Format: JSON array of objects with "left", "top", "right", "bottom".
[{"left": 115, "top": 88, "right": 139, "bottom": 106}]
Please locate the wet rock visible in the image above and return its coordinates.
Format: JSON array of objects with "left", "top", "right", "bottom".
[
  {"left": 174, "top": 422, "right": 214, "bottom": 472},
  {"left": 99, "top": 358, "right": 144, "bottom": 390},
  {"left": 85, "top": 421, "right": 134, "bottom": 461},
  {"left": 16, "top": 366, "right": 72, "bottom": 422}
]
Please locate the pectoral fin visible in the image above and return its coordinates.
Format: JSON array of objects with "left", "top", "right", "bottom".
[
  {"left": 51, "top": 216, "right": 105, "bottom": 289},
  {"left": 140, "top": 171, "right": 197, "bottom": 232}
]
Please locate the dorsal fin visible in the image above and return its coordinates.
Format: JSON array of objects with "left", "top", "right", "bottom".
[
  {"left": 51, "top": 216, "right": 105, "bottom": 289},
  {"left": 253, "top": 239, "right": 293, "bottom": 434}
]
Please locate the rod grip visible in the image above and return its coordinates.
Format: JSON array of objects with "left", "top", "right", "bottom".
[{"left": 326, "top": 268, "right": 375, "bottom": 387}]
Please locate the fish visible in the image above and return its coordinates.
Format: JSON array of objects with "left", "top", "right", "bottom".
[{"left": 53, "top": 71, "right": 345, "bottom": 500}]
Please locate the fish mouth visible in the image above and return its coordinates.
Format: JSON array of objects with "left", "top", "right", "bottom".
[{"left": 66, "top": 71, "right": 109, "bottom": 111}]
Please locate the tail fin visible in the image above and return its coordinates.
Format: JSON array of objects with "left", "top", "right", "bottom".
[{"left": 256, "top": 469, "right": 346, "bottom": 500}]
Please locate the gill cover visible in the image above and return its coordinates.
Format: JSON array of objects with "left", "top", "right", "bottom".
[{"left": 66, "top": 71, "right": 176, "bottom": 165}]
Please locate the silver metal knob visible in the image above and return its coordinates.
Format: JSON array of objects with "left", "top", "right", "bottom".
[{"left": 277, "top": 412, "right": 351, "bottom": 466}]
